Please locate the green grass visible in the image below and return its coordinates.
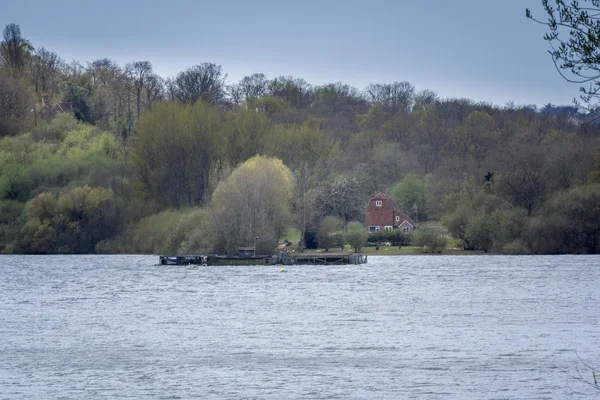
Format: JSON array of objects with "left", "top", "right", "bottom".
[{"left": 281, "top": 227, "right": 301, "bottom": 245}]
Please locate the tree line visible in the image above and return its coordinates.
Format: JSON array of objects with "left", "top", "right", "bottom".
[{"left": 1, "top": 23, "right": 600, "bottom": 254}]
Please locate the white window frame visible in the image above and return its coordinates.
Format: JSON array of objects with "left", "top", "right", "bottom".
[
  {"left": 369, "top": 226, "right": 376, "bottom": 233},
  {"left": 395, "top": 216, "right": 400, "bottom": 222},
  {"left": 375, "top": 226, "right": 381, "bottom": 231},
  {"left": 375, "top": 200, "right": 382, "bottom": 207},
  {"left": 385, "top": 226, "right": 393, "bottom": 231}
]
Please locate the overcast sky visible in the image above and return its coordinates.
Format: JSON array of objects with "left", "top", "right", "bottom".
[{"left": 2, "top": 0, "right": 578, "bottom": 107}]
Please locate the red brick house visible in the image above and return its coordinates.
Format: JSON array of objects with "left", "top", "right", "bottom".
[{"left": 365, "top": 189, "right": 416, "bottom": 233}]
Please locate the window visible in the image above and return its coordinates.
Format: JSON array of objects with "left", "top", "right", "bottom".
[
  {"left": 385, "top": 226, "right": 393, "bottom": 231},
  {"left": 375, "top": 200, "right": 382, "bottom": 207},
  {"left": 395, "top": 216, "right": 400, "bottom": 222},
  {"left": 375, "top": 226, "right": 381, "bottom": 231},
  {"left": 369, "top": 226, "right": 376, "bottom": 233},
  {"left": 403, "top": 226, "right": 411, "bottom": 233}
]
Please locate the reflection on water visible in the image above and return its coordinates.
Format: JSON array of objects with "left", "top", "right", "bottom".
[{"left": 0, "top": 254, "right": 599, "bottom": 399}]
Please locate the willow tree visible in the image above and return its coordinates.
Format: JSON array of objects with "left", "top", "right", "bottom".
[
  {"left": 211, "top": 155, "right": 294, "bottom": 254},
  {"left": 131, "top": 101, "right": 223, "bottom": 208}
]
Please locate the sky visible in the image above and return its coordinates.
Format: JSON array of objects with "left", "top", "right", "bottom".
[{"left": 1, "top": 0, "right": 579, "bottom": 107}]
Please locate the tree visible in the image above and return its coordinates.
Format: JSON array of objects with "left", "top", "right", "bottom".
[
  {"left": 345, "top": 221, "right": 368, "bottom": 252},
  {"left": 528, "top": 184, "right": 600, "bottom": 253},
  {"left": 132, "top": 101, "right": 223, "bottom": 208},
  {"left": 125, "top": 61, "right": 153, "bottom": 120},
  {"left": 389, "top": 173, "right": 431, "bottom": 221},
  {"left": 312, "top": 176, "right": 366, "bottom": 223},
  {"left": 364, "top": 81, "right": 415, "bottom": 115},
  {"left": 173, "top": 63, "right": 227, "bottom": 105},
  {"left": 412, "top": 224, "right": 447, "bottom": 253},
  {"left": 0, "top": 24, "right": 33, "bottom": 73},
  {"left": 229, "top": 73, "right": 269, "bottom": 104},
  {"left": 222, "top": 107, "right": 270, "bottom": 166},
  {"left": 527, "top": 1, "right": 600, "bottom": 107},
  {"left": 0, "top": 72, "right": 32, "bottom": 136},
  {"left": 317, "top": 215, "right": 345, "bottom": 252},
  {"left": 211, "top": 155, "right": 295, "bottom": 254},
  {"left": 21, "top": 187, "right": 119, "bottom": 253},
  {"left": 267, "top": 76, "right": 315, "bottom": 109},
  {"left": 63, "top": 82, "right": 91, "bottom": 122},
  {"left": 30, "top": 47, "right": 62, "bottom": 96}
]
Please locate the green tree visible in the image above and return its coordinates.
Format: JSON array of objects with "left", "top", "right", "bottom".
[
  {"left": 132, "top": 101, "right": 223, "bottom": 208},
  {"left": 223, "top": 107, "right": 270, "bottom": 166},
  {"left": 63, "top": 82, "right": 91, "bottom": 122},
  {"left": 465, "top": 212, "right": 494, "bottom": 252},
  {"left": 345, "top": 221, "right": 367, "bottom": 252},
  {"left": 0, "top": 24, "right": 33, "bottom": 73},
  {"left": 412, "top": 224, "right": 447, "bottom": 253},
  {"left": 22, "top": 187, "right": 119, "bottom": 254},
  {"left": 528, "top": 184, "right": 600, "bottom": 254},
  {"left": 390, "top": 173, "right": 430, "bottom": 221},
  {"left": 0, "top": 71, "right": 32, "bottom": 136},
  {"left": 317, "top": 215, "right": 345, "bottom": 252},
  {"left": 211, "top": 155, "right": 295, "bottom": 254}
]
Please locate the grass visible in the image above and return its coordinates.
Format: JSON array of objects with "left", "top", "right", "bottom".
[{"left": 281, "top": 227, "right": 301, "bottom": 245}]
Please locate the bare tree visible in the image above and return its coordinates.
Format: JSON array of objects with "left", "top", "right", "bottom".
[
  {"left": 145, "top": 74, "right": 164, "bottom": 111},
  {"left": 173, "top": 63, "right": 227, "bottom": 104},
  {"left": 30, "top": 47, "right": 63, "bottom": 97},
  {"left": 125, "top": 61, "right": 153, "bottom": 120},
  {"left": 364, "top": 81, "right": 415, "bottom": 115}
]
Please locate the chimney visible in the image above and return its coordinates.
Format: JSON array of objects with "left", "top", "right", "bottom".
[
  {"left": 412, "top": 203, "right": 419, "bottom": 225},
  {"left": 376, "top": 184, "right": 387, "bottom": 194}
]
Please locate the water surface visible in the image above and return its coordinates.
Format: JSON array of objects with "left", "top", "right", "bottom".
[{"left": 1, "top": 255, "right": 599, "bottom": 399}]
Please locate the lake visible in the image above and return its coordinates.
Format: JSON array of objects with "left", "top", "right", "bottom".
[{"left": 1, "top": 255, "right": 599, "bottom": 399}]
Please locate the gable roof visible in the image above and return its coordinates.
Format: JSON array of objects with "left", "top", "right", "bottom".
[{"left": 368, "top": 191, "right": 416, "bottom": 226}]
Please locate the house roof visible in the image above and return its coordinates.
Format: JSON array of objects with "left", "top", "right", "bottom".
[{"left": 367, "top": 191, "right": 416, "bottom": 227}]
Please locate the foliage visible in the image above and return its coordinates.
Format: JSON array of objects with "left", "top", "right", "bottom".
[
  {"left": 527, "top": 1, "right": 600, "bottom": 107},
  {"left": 389, "top": 173, "right": 430, "bottom": 221},
  {"left": 345, "top": 221, "right": 368, "bottom": 252},
  {"left": 317, "top": 215, "right": 345, "bottom": 252},
  {"left": 127, "top": 208, "right": 212, "bottom": 254},
  {"left": 21, "top": 186, "right": 120, "bottom": 253},
  {"left": 0, "top": 22, "right": 599, "bottom": 255},
  {"left": 412, "top": 224, "right": 447, "bottom": 253},
  {"left": 131, "top": 101, "right": 223, "bottom": 208},
  {"left": 367, "top": 230, "right": 412, "bottom": 246},
  {"left": 527, "top": 184, "right": 600, "bottom": 254},
  {"left": 0, "top": 200, "right": 25, "bottom": 253},
  {"left": 211, "top": 155, "right": 295, "bottom": 254},
  {"left": 465, "top": 212, "right": 494, "bottom": 252},
  {"left": 312, "top": 176, "right": 365, "bottom": 223}
]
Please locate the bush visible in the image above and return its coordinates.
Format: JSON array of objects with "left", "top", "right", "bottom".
[
  {"left": 31, "top": 113, "right": 80, "bottom": 143},
  {"left": 502, "top": 240, "right": 530, "bottom": 255},
  {"left": 412, "top": 224, "right": 447, "bottom": 253},
  {"left": 367, "top": 230, "right": 412, "bottom": 246},
  {"left": 466, "top": 212, "right": 494, "bottom": 252},
  {"left": 346, "top": 221, "right": 368, "bottom": 252},
  {"left": 317, "top": 215, "right": 345, "bottom": 252}
]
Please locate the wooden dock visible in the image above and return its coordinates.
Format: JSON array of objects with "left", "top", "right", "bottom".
[
  {"left": 280, "top": 253, "right": 367, "bottom": 265},
  {"left": 159, "top": 252, "right": 367, "bottom": 266}
]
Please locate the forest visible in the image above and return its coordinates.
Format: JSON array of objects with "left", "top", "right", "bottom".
[{"left": 1, "top": 22, "right": 600, "bottom": 255}]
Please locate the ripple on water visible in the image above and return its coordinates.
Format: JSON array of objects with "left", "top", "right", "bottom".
[{"left": 0, "top": 254, "right": 599, "bottom": 399}]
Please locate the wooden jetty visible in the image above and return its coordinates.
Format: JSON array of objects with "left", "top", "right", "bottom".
[
  {"left": 280, "top": 252, "right": 367, "bottom": 265},
  {"left": 159, "top": 252, "right": 367, "bottom": 266}
]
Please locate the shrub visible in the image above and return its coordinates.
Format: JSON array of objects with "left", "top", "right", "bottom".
[
  {"left": 412, "top": 224, "right": 447, "bottom": 253},
  {"left": 346, "top": 221, "right": 368, "bottom": 252}
]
